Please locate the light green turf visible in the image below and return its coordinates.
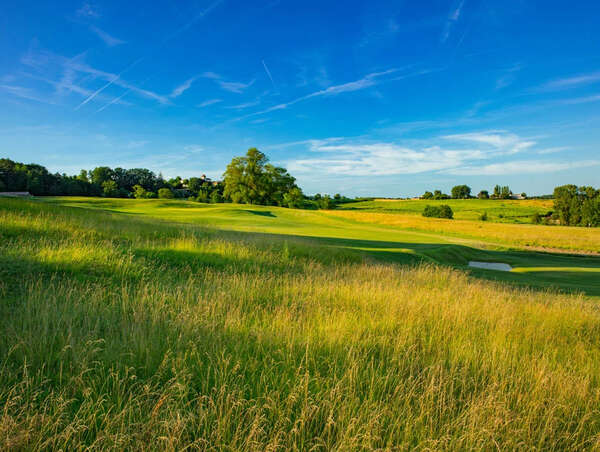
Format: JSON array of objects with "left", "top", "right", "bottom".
[
  {"left": 338, "top": 198, "right": 554, "bottom": 223},
  {"left": 35, "top": 197, "right": 600, "bottom": 296}
]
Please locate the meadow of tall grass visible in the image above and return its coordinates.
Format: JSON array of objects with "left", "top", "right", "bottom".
[{"left": 2, "top": 198, "right": 600, "bottom": 450}]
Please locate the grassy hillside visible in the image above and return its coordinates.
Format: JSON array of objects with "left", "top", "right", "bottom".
[
  {"left": 339, "top": 198, "right": 554, "bottom": 223},
  {"left": 2, "top": 198, "right": 600, "bottom": 450},
  {"left": 36, "top": 197, "right": 600, "bottom": 295}
]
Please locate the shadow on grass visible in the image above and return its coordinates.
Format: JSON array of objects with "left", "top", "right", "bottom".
[{"left": 246, "top": 210, "right": 276, "bottom": 218}]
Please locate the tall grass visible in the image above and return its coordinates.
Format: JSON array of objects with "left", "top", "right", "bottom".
[{"left": 2, "top": 199, "right": 600, "bottom": 450}]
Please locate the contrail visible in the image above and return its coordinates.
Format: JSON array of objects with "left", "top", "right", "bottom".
[
  {"left": 75, "top": 57, "right": 143, "bottom": 110},
  {"left": 81, "top": 0, "right": 225, "bottom": 112},
  {"left": 96, "top": 88, "right": 132, "bottom": 113},
  {"left": 262, "top": 59, "right": 276, "bottom": 90}
]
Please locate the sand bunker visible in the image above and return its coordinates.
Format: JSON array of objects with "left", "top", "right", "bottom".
[{"left": 468, "top": 261, "right": 512, "bottom": 272}]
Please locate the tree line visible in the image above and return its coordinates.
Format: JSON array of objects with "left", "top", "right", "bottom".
[
  {"left": 0, "top": 149, "right": 360, "bottom": 210},
  {"left": 553, "top": 185, "right": 600, "bottom": 227},
  {"left": 421, "top": 185, "right": 525, "bottom": 200}
]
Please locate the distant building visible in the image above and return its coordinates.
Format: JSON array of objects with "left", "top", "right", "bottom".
[{"left": 510, "top": 193, "right": 526, "bottom": 200}]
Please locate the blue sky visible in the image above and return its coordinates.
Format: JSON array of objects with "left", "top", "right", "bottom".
[{"left": 1, "top": 0, "right": 599, "bottom": 196}]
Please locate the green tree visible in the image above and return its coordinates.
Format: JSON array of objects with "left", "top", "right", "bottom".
[
  {"left": 223, "top": 148, "right": 298, "bottom": 206},
  {"left": 422, "top": 191, "right": 433, "bottom": 199},
  {"left": 132, "top": 184, "right": 149, "bottom": 199},
  {"left": 422, "top": 205, "right": 453, "bottom": 219},
  {"left": 210, "top": 190, "right": 222, "bottom": 204},
  {"left": 451, "top": 185, "right": 471, "bottom": 199},
  {"left": 478, "top": 190, "right": 489, "bottom": 199},
  {"left": 102, "top": 180, "right": 119, "bottom": 197},
  {"left": 91, "top": 167, "right": 114, "bottom": 186},
  {"left": 283, "top": 187, "right": 304, "bottom": 208},
  {"left": 158, "top": 188, "right": 174, "bottom": 199}
]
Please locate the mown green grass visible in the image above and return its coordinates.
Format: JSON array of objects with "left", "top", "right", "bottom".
[
  {"left": 339, "top": 198, "right": 554, "bottom": 223},
  {"left": 38, "top": 197, "right": 600, "bottom": 295},
  {"left": 2, "top": 198, "right": 600, "bottom": 450}
]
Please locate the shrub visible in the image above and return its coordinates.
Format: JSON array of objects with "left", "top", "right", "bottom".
[
  {"left": 158, "top": 188, "right": 174, "bottom": 199},
  {"left": 479, "top": 211, "right": 488, "bottom": 221},
  {"left": 422, "top": 204, "right": 453, "bottom": 219},
  {"left": 531, "top": 212, "right": 542, "bottom": 224}
]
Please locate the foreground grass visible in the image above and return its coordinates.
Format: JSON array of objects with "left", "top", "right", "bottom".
[{"left": 2, "top": 199, "right": 600, "bottom": 450}]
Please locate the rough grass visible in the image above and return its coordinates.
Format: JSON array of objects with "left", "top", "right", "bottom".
[{"left": 2, "top": 199, "right": 600, "bottom": 450}]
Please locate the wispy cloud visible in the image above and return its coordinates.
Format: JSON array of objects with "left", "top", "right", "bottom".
[
  {"left": 170, "top": 77, "right": 197, "bottom": 98},
  {"left": 262, "top": 60, "right": 276, "bottom": 90},
  {"left": 233, "top": 68, "right": 402, "bottom": 120},
  {"left": 89, "top": 25, "right": 126, "bottom": 47},
  {"left": 561, "top": 93, "right": 600, "bottom": 104},
  {"left": 447, "top": 160, "right": 600, "bottom": 175},
  {"left": 225, "top": 100, "right": 260, "bottom": 109},
  {"left": 495, "top": 64, "right": 521, "bottom": 90},
  {"left": 201, "top": 72, "right": 255, "bottom": 93},
  {"left": 443, "top": 131, "right": 535, "bottom": 154},
  {"left": 441, "top": 0, "right": 465, "bottom": 43},
  {"left": 125, "top": 140, "right": 149, "bottom": 149},
  {"left": 284, "top": 131, "right": 566, "bottom": 177},
  {"left": 539, "top": 71, "right": 600, "bottom": 91},
  {"left": 198, "top": 98, "right": 222, "bottom": 107},
  {"left": 77, "top": 1, "right": 100, "bottom": 18},
  {"left": 0, "top": 84, "right": 57, "bottom": 104}
]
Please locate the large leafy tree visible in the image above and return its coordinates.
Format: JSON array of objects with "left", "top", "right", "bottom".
[{"left": 223, "top": 148, "right": 298, "bottom": 206}]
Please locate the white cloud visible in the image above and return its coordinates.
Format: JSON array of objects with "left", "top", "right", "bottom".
[
  {"left": 232, "top": 68, "right": 401, "bottom": 121},
  {"left": 562, "top": 94, "right": 600, "bottom": 104},
  {"left": 447, "top": 160, "right": 600, "bottom": 175},
  {"left": 443, "top": 131, "right": 535, "bottom": 154},
  {"left": 198, "top": 98, "right": 222, "bottom": 107},
  {"left": 441, "top": 0, "right": 465, "bottom": 43},
  {"left": 200, "top": 72, "right": 255, "bottom": 93},
  {"left": 283, "top": 131, "right": 582, "bottom": 177},
  {"left": 89, "top": 26, "right": 126, "bottom": 47},
  {"left": 225, "top": 100, "right": 260, "bottom": 109},
  {"left": 77, "top": 1, "right": 100, "bottom": 18},
  {"left": 539, "top": 71, "right": 600, "bottom": 91},
  {"left": 170, "top": 77, "right": 197, "bottom": 98},
  {"left": 125, "top": 140, "right": 149, "bottom": 149}
]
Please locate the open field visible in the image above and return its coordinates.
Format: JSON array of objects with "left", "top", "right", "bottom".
[
  {"left": 2, "top": 197, "right": 600, "bottom": 449},
  {"left": 36, "top": 197, "right": 600, "bottom": 295},
  {"left": 339, "top": 198, "right": 554, "bottom": 223}
]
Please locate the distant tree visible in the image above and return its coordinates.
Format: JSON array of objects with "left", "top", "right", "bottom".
[
  {"left": 91, "top": 167, "right": 114, "bottom": 186},
  {"left": 422, "top": 191, "right": 434, "bottom": 199},
  {"left": 77, "top": 170, "right": 89, "bottom": 183},
  {"left": 501, "top": 186, "right": 512, "bottom": 199},
  {"left": 195, "top": 189, "right": 209, "bottom": 203},
  {"left": 422, "top": 205, "right": 453, "bottom": 219},
  {"left": 521, "top": 192, "right": 527, "bottom": 199},
  {"left": 451, "top": 185, "right": 471, "bottom": 199},
  {"left": 478, "top": 190, "right": 489, "bottom": 199},
  {"left": 210, "top": 190, "right": 222, "bottom": 204},
  {"left": 283, "top": 187, "right": 304, "bottom": 208},
  {"left": 158, "top": 188, "right": 174, "bottom": 199},
  {"left": 433, "top": 190, "right": 449, "bottom": 200},
  {"left": 132, "top": 184, "right": 149, "bottom": 199},
  {"left": 102, "top": 180, "right": 119, "bottom": 197},
  {"left": 317, "top": 195, "right": 334, "bottom": 210}
]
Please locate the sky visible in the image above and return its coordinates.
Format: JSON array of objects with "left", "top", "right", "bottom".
[{"left": 1, "top": 0, "right": 599, "bottom": 196}]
